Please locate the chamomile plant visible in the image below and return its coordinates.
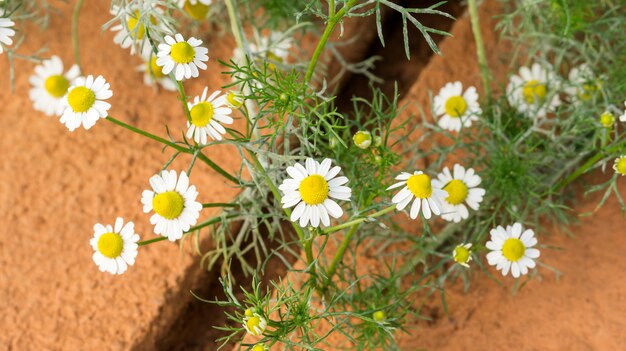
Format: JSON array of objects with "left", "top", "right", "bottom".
[{"left": 10, "top": 0, "right": 626, "bottom": 350}]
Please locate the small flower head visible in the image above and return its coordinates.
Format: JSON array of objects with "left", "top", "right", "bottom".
[
  {"left": 109, "top": 4, "right": 166, "bottom": 56},
  {"left": 433, "top": 81, "right": 481, "bottom": 132},
  {"left": 139, "top": 55, "right": 177, "bottom": 91},
  {"left": 90, "top": 217, "right": 139, "bottom": 275},
  {"left": 566, "top": 64, "right": 600, "bottom": 102},
  {"left": 599, "top": 111, "right": 615, "bottom": 129},
  {"left": 29, "top": 56, "right": 80, "bottom": 116},
  {"left": 0, "top": 17, "right": 16, "bottom": 54},
  {"left": 178, "top": 0, "right": 212, "bottom": 20},
  {"left": 387, "top": 171, "right": 448, "bottom": 220},
  {"left": 226, "top": 90, "right": 245, "bottom": 109},
  {"left": 252, "top": 344, "right": 269, "bottom": 351},
  {"left": 613, "top": 155, "right": 626, "bottom": 176},
  {"left": 141, "top": 170, "right": 202, "bottom": 241},
  {"left": 353, "top": 130, "right": 372, "bottom": 149},
  {"left": 279, "top": 158, "right": 352, "bottom": 228},
  {"left": 243, "top": 313, "right": 267, "bottom": 336},
  {"left": 507, "top": 63, "right": 561, "bottom": 118},
  {"left": 156, "top": 33, "right": 209, "bottom": 81},
  {"left": 372, "top": 310, "right": 386, "bottom": 322},
  {"left": 233, "top": 31, "right": 292, "bottom": 70},
  {"left": 60, "top": 75, "right": 113, "bottom": 131},
  {"left": 486, "top": 223, "right": 540, "bottom": 278},
  {"left": 432, "top": 164, "right": 486, "bottom": 223},
  {"left": 186, "top": 87, "right": 234, "bottom": 144},
  {"left": 452, "top": 243, "right": 472, "bottom": 267}
]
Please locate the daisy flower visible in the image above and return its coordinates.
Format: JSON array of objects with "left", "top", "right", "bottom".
[
  {"left": 279, "top": 158, "right": 352, "bottom": 228},
  {"left": 432, "top": 164, "right": 486, "bottom": 223},
  {"left": 353, "top": 130, "right": 372, "bottom": 149},
  {"left": 565, "top": 64, "right": 600, "bottom": 103},
  {"left": 156, "top": 33, "right": 209, "bottom": 81},
  {"left": 90, "top": 217, "right": 139, "bottom": 275},
  {"left": 186, "top": 87, "right": 233, "bottom": 144},
  {"left": 109, "top": 4, "right": 165, "bottom": 57},
  {"left": 506, "top": 63, "right": 561, "bottom": 118},
  {"left": 60, "top": 75, "right": 112, "bottom": 131},
  {"left": 613, "top": 155, "right": 626, "bottom": 176},
  {"left": 139, "top": 55, "right": 177, "bottom": 91},
  {"left": 225, "top": 90, "right": 244, "bottom": 109},
  {"left": 599, "top": 111, "right": 615, "bottom": 129},
  {"left": 433, "top": 81, "right": 481, "bottom": 132},
  {"left": 141, "top": 170, "right": 202, "bottom": 241},
  {"left": 29, "top": 55, "right": 80, "bottom": 116},
  {"left": 243, "top": 313, "right": 267, "bottom": 336},
  {"left": 178, "top": 0, "right": 212, "bottom": 20},
  {"left": 452, "top": 243, "right": 472, "bottom": 267},
  {"left": 387, "top": 171, "right": 448, "bottom": 220},
  {"left": 0, "top": 17, "right": 15, "bottom": 54},
  {"left": 618, "top": 101, "right": 626, "bottom": 122},
  {"left": 486, "top": 223, "right": 540, "bottom": 278}
]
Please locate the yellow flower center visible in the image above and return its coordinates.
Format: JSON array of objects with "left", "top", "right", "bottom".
[
  {"left": 97, "top": 232, "right": 124, "bottom": 258},
  {"left": 522, "top": 80, "right": 547, "bottom": 104},
  {"left": 170, "top": 42, "right": 195, "bottom": 64},
  {"left": 299, "top": 174, "right": 329, "bottom": 205},
  {"left": 373, "top": 310, "right": 386, "bottom": 322},
  {"left": 183, "top": 1, "right": 210, "bottom": 20},
  {"left": 246, "top": 316, "right": 264, "bottom": 336},
  {"left": 616, "top": 158, "right": 626, "bottom": 175},
  {"left": 444, "top": 179, "right": 469, "bottom": 205},
  {"left": 578, "top": 82, "right": 599, "bottom": 101},
  {"left": 244, "top": 308, "right": 254, "bottom": 317},
  {"left": 353, "top": 131, "right": 372, "bottom": 149},
  {"left": 147, "top": 56, "right": 166, "bottom": 78},
  {"left": 252, "top": 344, "right": 266, "bottom": 351},
  {"left": 599, "top": 111, "right": 615, "bottom": 128},
  {"left": 67, "top": 86, "right": 96, "bottom": 113},
  {"left": 190, "top": 102, "right": 214, "bottom": 127},
  {"left": 406, "top": 174, "right": 432, "bottom": 199},
  {"left": 152, "top": 191, "right": 185, "bottom": 219},
  {"left": 502, "top": 238, "right": 525, "bottom": 262},
  {"left": 266, "top": 51, "right": 284, "bottom": 71},
  {"left": 44, "top": 75, "right": 70, "bottom": 98},
  {"left": 227, "top": 91, "right": 244, "bottom": 108},
  {"left": 453, "top": 245, "right": 471, "bottom": 264},
  {"left": 444, "top": 95, "right": 468, "bottom": 117},
  {"left": 127, "top": 11, "right": 148, "bottom": 39}
]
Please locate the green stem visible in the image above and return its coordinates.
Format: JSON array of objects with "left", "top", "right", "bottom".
[
  {"left": 138, "top": 214, "right": 239, "bottom": 246},
  {"left": 304, "top": 0, "right": 357, "bottom": 83},
  {"left": 554, "top": 139, "right": 626, "bottom": 192},
  {"left": 224, "top": 0, "right": 245, "bottom": 49},
  {"left": 467, "top": 0, "right": 491, "bottom": 97},
  {"left": 72, "top": 0, "right": 85, "bottom": 72},
  {"left": 176, "top": 81, "right": 192, "bottom": 124},
  {"left": 321, "top": 205, "right": 396, "bottom": 234},
  {"left": 202, "top": 202, "right": 240, "bottom": 208},
  {"left": 105, "top": 116, "right": 239, "bottom": 184}
]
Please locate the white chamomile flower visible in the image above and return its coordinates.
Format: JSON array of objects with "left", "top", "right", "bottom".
[
  {"left": 452, "top": 243, "right": 472, "bottom": 268},
  {"left": 486, "top": 223, "right": 540, "bottom": 278},
  {"left": 432, "top": 164, "right": 486, "bottom": 223},
  {"left": 156, "top": 33, "right": 209, "bottom": 81},
  {"left": 0, "top": 17, "right": 15, "bottom": 54},
  {"left": 186, "top": 87, "right": 233, "bottom": 144},
  {"left": 618, "top": 101, "right": 626, "bottom": 122},
  {"left": 141, "top": 170, "right": 202, "bottom": 241},
  {"left": 29, "top": 55, "right": 80, "bottom": 116},
  {"left": 613, "top": 155, "right": 626, "bottom": 176},
  {"left": 109, "top": 4, "right": 165, "bottom": 57},
  {"left": 387, "top": 171, "right": 448, "bottom": 220},
  {"left": 433, "top": 81, "right": 481, "bottom": 132},
  {"left": 177, "top": 0, "right": 212, "bottom": 20},
  {"left": 279, "top": 158, "right": 352, "bottom": 228},
  {"left": 506, "top": 63, "right": 561, "bottom": 118},
  {"left": 565, "top": 64, "right": 600, "bottom": 103},
  {"left": 139, "top": 55, "right": 177, "bottom": 91},
  {"left": 243, "top": 313, "right": 267, "bottom": 336},
  {"left": 90, "top": 217, "right": 139, "bottom": 275},
  {"left": 225, "top": 90, "right": 244, "bottom": 109},
  {"left": 60, "top": 75, "right": 112, "bottom": 131}
]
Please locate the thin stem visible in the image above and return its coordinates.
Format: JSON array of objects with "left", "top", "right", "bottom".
[
  {"left": 105, "top": 116, "right": 239, "bottom": 184},
  {"left": 72, "top": 0, "right": 85, "bottom": 72},
  {"left": 321, "top": 222, "right": 360, "bottom": 292},
  {"left": 202, "top": 202, "right": 240, "bottom": 208},
  {"left": 467, "top": 0, "right": 491, "bottom": 97},
  {"left": 329, "top": 0, "right": 336, "bottom": 17},
  {"left": 176, "top": 81, "right": 192, "bottom": 124},
  {"left": 138, "top": 213, "right": 239, "bottom": 246},
  {"left": 321, "top": 205, "right": 396, "bottom": 234},
  {"left": 304, "top": 0, "right": 357, "bottom": 83},
  {"left": 224, "top": 0, "right": 245, "bottom": 49}
]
